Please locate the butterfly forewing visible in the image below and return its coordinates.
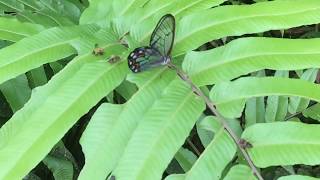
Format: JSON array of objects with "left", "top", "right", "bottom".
[{"left": 150, "top": 14, "right": 175, "bottom": 56}]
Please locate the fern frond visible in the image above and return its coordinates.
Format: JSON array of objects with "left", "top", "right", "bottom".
[
  {"left": 0, "top": 24, "right": 99, "bottom": 85},
  {"left": 166, "top": 127, "right": 236, "bottom": 180},
  {"left": 242, "top": 122, "right": 320, "bottom": 167},
  {"left": 183, "top": 38, "right": 320, "bottom": 86},
  {"left": 174, "top": 0, "right": 320, "bottom": 56},
  {"left": 79, "top": 69, "right": 177, "bottom": 179},
  {"left": 0, "top": 17, "right": 44, "bottom": 42},
  {"left": 0, "top": 44, "right": 127, "bottom": 179},
  {"left": 210, "top": 77, "right": 320, "bottom": 118},
  {"left": 112, "top": 79, "right": 205, "bottom": 179}
]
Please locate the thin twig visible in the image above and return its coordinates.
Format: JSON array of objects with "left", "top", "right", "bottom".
[{"left": 168, "top": 63, "right": 264, "bottom": 180}]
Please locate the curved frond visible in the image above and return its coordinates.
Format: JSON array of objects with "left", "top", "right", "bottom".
[
  {"left": 174, "top": 0, "right": 320, "bottom": 56},
  {"left": 0, "top": 74, "right": 31, "bottom": 112},
  {"left": 175, "top": 148, "right": 197, "bottom": 172},
  {"left": 197, "top": 116, "right": 242, "bottom": 147},
  {"left": 129, "top": 0, "right": 226, "bottom": 42},
  {"left": 174, "top": 0, "right": 227, "bottom": 19},
  {"left": 0, "top": 0, "right": 24, "bottom": 12},
  {"left": 0, "top": 44, "right": 127, "bottom": 179},
  {"left": 278, "top": 175, "right": 319, "bottom": 180},
  {"left": 80, "top": 0, "right": 114, "bottom": 26},
  {"left": 113, "top": 0, "right": 149, "bottom": 17},
  {"left": 302, "top": 103, "right": 320, "bottom": 122},
  {"left": 288, "top": 69, "right": 318, "bottom": 114},
  {"left": 166, "top": 127, "right": 236, "bottom": 180},
  {"left": 0, "top": 17, "right": 44, "bottom": 42},
  {"left": 112, "top": 79, "right": 205, "bottom": 179},
  {"left": 78, "top": 69, "right": 177, "bottom": 180},
  {"left": 242, "top": 122, "right": 320, "bottom": 167},
  {"left": 265, "top": 71, "right": 289, "bottom": 122},
  {"left": 0, "top": 24, "right": 99, "bottom": 85},
  {"left": 43, "top": 155, "right": 73, "bottom": 180},
  {"left": 223, "top": 165, "right": 256, "bottom": 180},
  {"left": 184, "top": 128, "right": 236, "bottom": 180},
  {"left": 210, "top": 77, "right": 320, "bottom": 118},
  {"left": 79, "top": 103, "right": 123, "bottom": 179},
  {"left": 183, "top": 37, "right": 320, "bottom": 86}
]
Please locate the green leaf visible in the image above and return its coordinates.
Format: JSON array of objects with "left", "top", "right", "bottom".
[
  {"left": 0, "top": 44, "right": 127, "bottom": 179},
  {"left": 265, "top": 71, "right": 289, "bottom": 122},
  {"left": 242, "top": 122, "right": 320, "bottom": 167},
  {"left": 80, "top": 103, "right": 124, "bottom": 178},
  {"left": 173, "top": 0, "right": 227, "bottom": 19},
  {"left": 0, "top": 17, "right": 44, "bottom": 42},
  {"left": 43, "top": 155, "right": 73, "bottom": 180},
  {"left": 17, "top": 0, "right": 80, "bottom": 25},
  {"left": 278, "top": 175, "right": 319, "bottom": 180},
  {"left": 302, "top": 103, "right": 320, "bottom": 121},
  {"left": 0, "top": 0, "right": 24, "bottom": 12},
  {"left": 245, "top": 70, "right": 265, "bottom": 127},
  {"left": 288, "top": 69, "right": 318, "bottom": 114},
  {"left": 80, "top": 0, "right": 114, "bottom": 26},
  {"left": 112, "top": 79, "right": 205, "bottom": 179},
  {"left": 165, "top": 174, "right": 185, "bottom": 180},
  {"left": 119, "top": 0, "right": 174, "bottom": 39},
  {"left": 183, "top": 37, "right": 320, "bottom": 86},
  {"left": 245, "top": 97, "right": 265, "bottom": 127},
  {"left": 0, "top": 24, "right": 99, "bottom": 85},
  {"left": 26, "top": 66, "right": 48, "bottom": 88},
  {"left": 197, "top": 115, "right": 215, "bottom": 147},
  {"left": 197, "top": 116, "right": 242, "bottom": 147},
  {"left": 0, "top": 74, "right": 31, "bottom": 112},
  {"left": 115, "top": 80, "right": 137, "bottom": 100},
  {"left": 174, "top": 0, "right": 320, "bottom": 56},
  {"left": 175, "top": 148, "right": 197, "bottom": 172},
  {"left": 166, "top": 127, "right": 236, "bottom": 180},
  {"left": 210, "top": 77, "right": 320, "bottom": 118},
  {"left": 79, "top": 69, "right": 177, "bottom": 180},
  {"left": 113, "top": 0, "right": 149, "bottom": 17},
  {"left": 223, "top": 165, "right": 256, "bottom": 180}
]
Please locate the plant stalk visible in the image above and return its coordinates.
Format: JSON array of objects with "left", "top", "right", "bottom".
[{"left": 168, "top": 63, "right": 264, "bottom": 180}]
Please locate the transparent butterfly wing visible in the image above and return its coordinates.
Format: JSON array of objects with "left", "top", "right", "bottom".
[
  {"left": 128, "top": 47, "right": 165, "bottom": 73},
  {"left": 127, "top": 14, "right": 175, "bottom": 73},
  {"left": 149, "top": 14, "right": 175, "bottom": 56}
]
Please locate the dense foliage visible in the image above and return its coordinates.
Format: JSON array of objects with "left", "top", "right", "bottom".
[{"left": 0, "top": 0, "right": 320, "bottom": 179}]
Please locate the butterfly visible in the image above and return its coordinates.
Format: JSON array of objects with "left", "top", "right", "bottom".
[{"left": 128, "top": 14, "right": 175, "bottom": 73}]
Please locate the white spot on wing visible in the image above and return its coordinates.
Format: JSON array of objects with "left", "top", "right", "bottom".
[
  {"left": 130, "top": 53, "right": 134, "bottom": 57},
  {"left": 133, "top": 55, "right": 137, "bottom": 59},
  {"left": 134, "top": 69, "right": 138, "bottom": 72},
  {"left": 139, "top": 50, "right": 143, "bottom": 54},
  {"left": 129, "top": 61, "right": 132, "bottom": 65}
]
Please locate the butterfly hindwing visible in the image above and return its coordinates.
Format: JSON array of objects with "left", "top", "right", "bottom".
[
  {"left": 128, "top": 47, "right": 164, "bottom": 73},
  {"left": 150, "top": 14, "right": 175, "bottom": 56}
]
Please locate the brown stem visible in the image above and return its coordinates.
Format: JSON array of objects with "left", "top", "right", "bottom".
[{"left": 168, "top": 63, "right": 264, "bottom": 180}]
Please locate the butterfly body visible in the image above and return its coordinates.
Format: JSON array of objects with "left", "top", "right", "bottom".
[{"left": 128, "top": 14, "right": 175, "bottom": 73}]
